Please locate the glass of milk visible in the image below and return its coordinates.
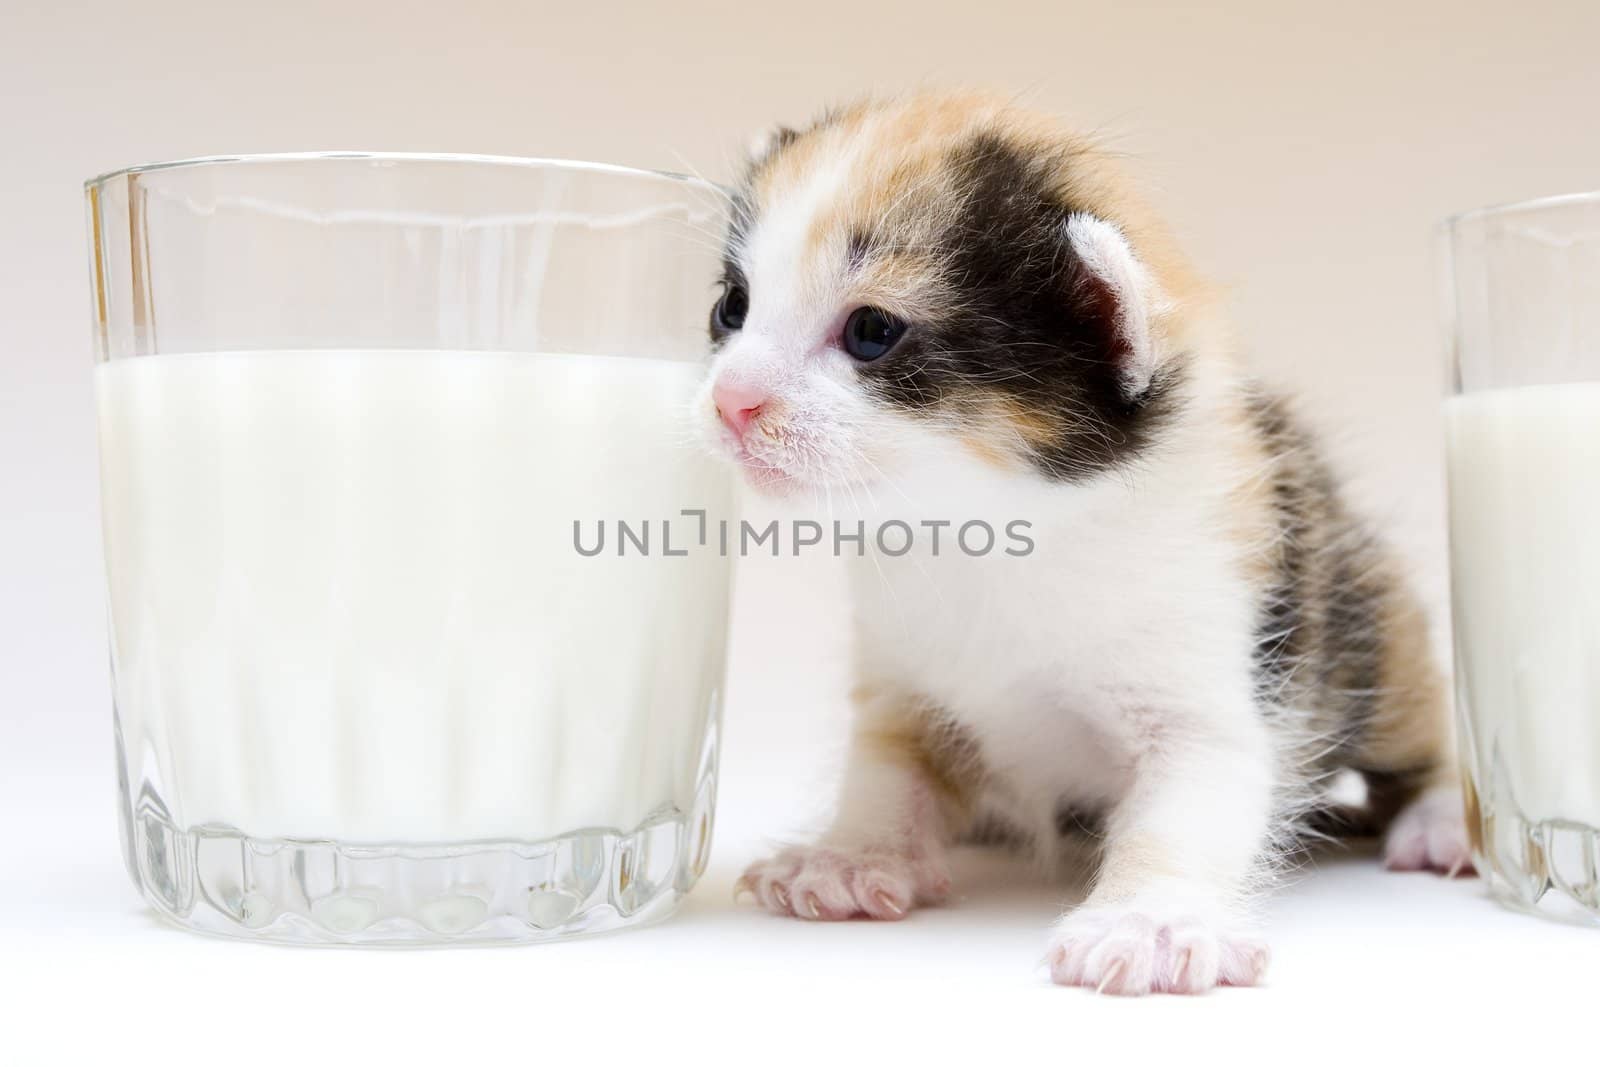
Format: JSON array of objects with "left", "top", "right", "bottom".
[
  {"left": 86, "top": 154, "right": 735, "bottom": 943},
  {"left": 1445, "top": 192, "right": 1600, "bottom": 923}
]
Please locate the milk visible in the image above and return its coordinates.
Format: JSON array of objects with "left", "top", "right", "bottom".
[
  {"left": 96, "top": 349, "right": 733, "bottom": 844},
  {"left": 1446, "top": 383, "right": 1600, "bottom": 829}
]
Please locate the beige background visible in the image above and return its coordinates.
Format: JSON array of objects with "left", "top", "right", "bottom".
[{"left": 4, "top": 0, "right": 1598, "bottom": 822}]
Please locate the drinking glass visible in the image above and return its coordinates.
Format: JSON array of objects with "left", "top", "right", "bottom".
[
  {"left": 1445, "top": 192, "right": 1600, "bottom": 923},
  {"left": 86, "top": 153, "right": 735, "bottom": 943}
]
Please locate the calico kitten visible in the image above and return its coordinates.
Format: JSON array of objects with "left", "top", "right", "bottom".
[{"left": 702, "top": 91, "right": 1469, "bottom": 995}]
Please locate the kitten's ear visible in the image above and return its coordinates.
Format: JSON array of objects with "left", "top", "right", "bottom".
[
  {"left": 746, "top": 126, "right": 799, "bottom": 164},
  {"left": 1064, "top": 213, "right": 1163, "bottom": 401}
]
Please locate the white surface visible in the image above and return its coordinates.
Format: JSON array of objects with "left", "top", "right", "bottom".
[
  {"left": 5, "top": 753, "right": 1596, "bottom": 1061},
  {"left": 96, "top": 350, "right": 730, "bottom": 840}
]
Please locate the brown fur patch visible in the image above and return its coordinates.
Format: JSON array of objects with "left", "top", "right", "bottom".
[
  {"left": 851, "top": 681, "right": 985, "bottom": 827},
  {"left": 953, "top": 395, "right": 1062, "bottom": 471},
  {"left": 1366, "top": 582, "right": 1453, "bottom": 784},
  {"left": 959, "top": 433, "right": 1014, "bottom": 470}
]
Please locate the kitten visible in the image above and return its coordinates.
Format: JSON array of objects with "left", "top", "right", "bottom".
[{"left": 700, "top": 91, "right": 1469, "bottom": 995}]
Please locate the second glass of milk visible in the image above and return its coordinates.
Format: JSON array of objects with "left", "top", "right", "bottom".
[
  {"left": 87, "top": 155, "right": 735, "bottom": 943},
  {"left": 1446, "top": 192, "right": 1600, "bottom": 924}
]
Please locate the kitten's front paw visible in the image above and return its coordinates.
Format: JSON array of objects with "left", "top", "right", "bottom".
[
  {"left": 1046, "top": 905, "right": 1269, "bottom": 995},
  {"left": 1384, "top": 786, "right": 1475, "bottom": 876},
  {"left": 736, "top": 844, "right": 949, "bottom": 921}
]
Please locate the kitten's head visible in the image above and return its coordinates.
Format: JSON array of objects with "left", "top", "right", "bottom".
[{"left": 698, "top": 91, "right": 1211, "bottom": 496}]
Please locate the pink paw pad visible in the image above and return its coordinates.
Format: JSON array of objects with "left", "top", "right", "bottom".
[
  {"left": 1384, "top": 787, "right": 1476, "bottom": 876},
  {"left": 1046, "top": 908, "right": 1269, "bottom": 996},
  {"left": 736, "top": 845, "right": 948, "bottom": 921}
]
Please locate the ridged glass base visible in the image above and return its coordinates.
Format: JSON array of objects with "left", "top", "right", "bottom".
[
  {"left": 124, "top": 800, "right": 714, "bottom": 944},
  {"left": 1466, "top": 775, "right": 1600, "bottom": 925}
]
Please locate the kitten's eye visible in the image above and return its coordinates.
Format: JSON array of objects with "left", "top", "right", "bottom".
[
  {"left": 842, "top": 306, "right": 908, "bottom": 361},
  {"left": 712, "top": 283, "right": 749, "bottom": 335}
]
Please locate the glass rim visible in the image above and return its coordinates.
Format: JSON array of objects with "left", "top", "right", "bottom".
[
  {"left": 1444, "top": 189, "right": 1600, "bottom": 231},
  {"left": 83, "top": 151, "right": 727, "bottom": 196}
]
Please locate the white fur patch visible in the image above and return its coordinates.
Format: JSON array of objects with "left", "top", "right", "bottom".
[{"left": 698, "top": 134, "right": 904, "bottom": 490}]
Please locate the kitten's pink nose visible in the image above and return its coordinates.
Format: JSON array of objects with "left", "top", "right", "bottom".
[{"left": 713, "top": 378, "right": 768, "bottom": 437}]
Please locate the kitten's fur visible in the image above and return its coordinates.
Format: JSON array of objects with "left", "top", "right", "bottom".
[{"left": 702, "top": 91, "right": 1468, "bottom": 995}]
